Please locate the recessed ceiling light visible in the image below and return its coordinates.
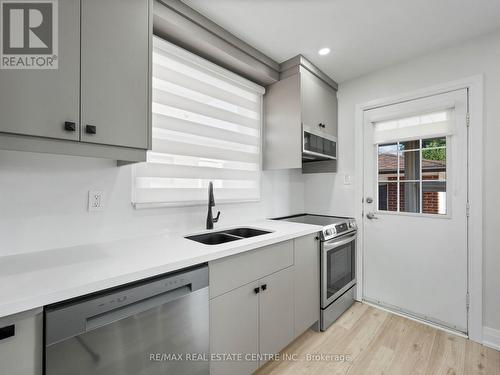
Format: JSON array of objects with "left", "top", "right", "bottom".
[{"left": 318, "top": 47, "right": 330, "bottom": 56}]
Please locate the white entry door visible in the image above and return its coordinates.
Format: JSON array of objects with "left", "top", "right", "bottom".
[{"left": 362, "top": 89, "right": 468, "bottom": 333}]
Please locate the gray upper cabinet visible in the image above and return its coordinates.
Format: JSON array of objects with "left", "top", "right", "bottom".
[
  {"left": 0, "top": 0, "right": 151, "bottom": 162},
  {"left": 264, "top": 55, "right": 338, "bottom": 172},
  {"left": 81, "top": 0, "right": 150, "bottom": 149},
  {"left": 293, "top": 234, "right": 320, "bottom": 337},
  {"left": 0, "top": 0, "right": 80, "bottom": 141},
  {"left": 301, "top": 68, "right": 338, "bottom": 137}
]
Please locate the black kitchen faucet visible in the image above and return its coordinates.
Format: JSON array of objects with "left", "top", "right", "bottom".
[{"left": 206, "top": 181, "right": 221, "bottom": 229}]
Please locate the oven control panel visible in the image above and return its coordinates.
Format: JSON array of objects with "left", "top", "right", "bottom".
[
  {"left": 321, "top": 219, "right": 357, "bottom": 241},
  {"left": 335, "top": 223, "right": 348, "bottom": 233}
]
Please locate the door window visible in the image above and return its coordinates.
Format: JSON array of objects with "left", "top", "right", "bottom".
[{"left": 377, "top": 137, "right": 447, "bottom": 215}]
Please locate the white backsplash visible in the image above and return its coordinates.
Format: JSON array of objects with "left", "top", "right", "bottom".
[{"left": 0, "top": 150, "right": 305, "bottom": 256}]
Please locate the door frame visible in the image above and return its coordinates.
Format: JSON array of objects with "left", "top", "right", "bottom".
[{"left": 353, "top": 75, "right": 484, "bottom": 343}]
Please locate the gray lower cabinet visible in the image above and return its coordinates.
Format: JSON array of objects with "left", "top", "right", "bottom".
[
  {"left": 258, "top": 267, "right": 294, "bottom": 360},
  {"left": 0, "top": 308, "right": 43, "bottom": 375},
  {"left": 80, "top": 0, "right": 150, "bottom": 149},
  {"left": 0, "top": 0, "right": 80, "bottom": 141},
  {"left": 210, "top": 282, "right": 260, "bottom": 375},
  {"left": 293, "top": 234, "right": 320, "bottom": 337},
  {"left": 210, "top": 267, "right": 294, "bottom": 375},
  {"left": 209, "top": 237, "right": 321, "bottom": 374},
  {"left": 209, "top": 240, "right": 296, "bottom": 375}
]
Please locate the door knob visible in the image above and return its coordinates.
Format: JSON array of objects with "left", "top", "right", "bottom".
[
  {"left": 366, "top": 212, "right": 378, "bottom": 220},
  {"left": 366, "top": 197, "right": 373, "bottom": 204}
]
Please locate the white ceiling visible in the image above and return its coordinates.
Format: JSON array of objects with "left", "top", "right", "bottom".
[{"left": 183, "top": 0, "right": 500, "bottom": 82}]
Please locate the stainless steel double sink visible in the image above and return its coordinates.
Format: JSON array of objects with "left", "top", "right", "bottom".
[{"left": 185, "top": 227, "right": 272, "bottom": 245}]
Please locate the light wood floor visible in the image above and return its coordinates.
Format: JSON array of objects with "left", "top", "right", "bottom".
[{"left": 255, "top": 302, "right": 500, "bottom": 375}]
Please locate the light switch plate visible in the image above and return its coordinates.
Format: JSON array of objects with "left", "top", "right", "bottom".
[
  {"left": 88, "top": 190, "right": 104, "bottom": 212},
  {"left": 343, "top": 174, "right": 352, "bottom": 185}
]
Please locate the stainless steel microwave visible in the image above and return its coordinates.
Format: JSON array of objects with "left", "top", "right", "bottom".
[{"left": 302, "top": 125, "right": 337, "bottom": 162}]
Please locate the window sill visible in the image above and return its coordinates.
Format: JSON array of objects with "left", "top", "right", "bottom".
[{"left": 132, "top": 198, "right": 261, "bottom": 210}]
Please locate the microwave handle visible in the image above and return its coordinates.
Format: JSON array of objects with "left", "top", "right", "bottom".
[{"left": 323, "top": 232, "right": 356, "bottom": 251}]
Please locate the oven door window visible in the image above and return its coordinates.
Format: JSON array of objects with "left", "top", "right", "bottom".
[{"left": 326, "top": 239, "right": 355, "bottom": 300}]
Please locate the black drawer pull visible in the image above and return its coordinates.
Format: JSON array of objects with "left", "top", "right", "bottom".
[
  {"left": 64, "top": 122, "right": 76, "bottom": 132},
  {"left": 261, "top": 284, "right": 267, "bottom": 291},
  {"left": 85, "top": 125, "right": 97, "bottom": 134},
  {"left": 0, "top": 325, "right": 15, "bottom": 340},
  {"left": 254, "top": 287, "right": 260, "bottom": 294}
]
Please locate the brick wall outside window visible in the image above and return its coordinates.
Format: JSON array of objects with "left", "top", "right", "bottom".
[{"left": 385, "top": 175, "right": 440, "bottom": 214}]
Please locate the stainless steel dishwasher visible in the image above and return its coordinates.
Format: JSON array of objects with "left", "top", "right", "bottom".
[{"left": 45, "top": 265, "right": 209, "bottom": 375}]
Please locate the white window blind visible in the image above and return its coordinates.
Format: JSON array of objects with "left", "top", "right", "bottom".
[
  {"left": 133, "top": 37, "right": 265, "bottom": 208},
  {"left": 373, "top": 110, "right": 455, "bottom": 144}
]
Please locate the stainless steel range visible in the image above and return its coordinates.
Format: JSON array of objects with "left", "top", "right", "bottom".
[{"left": 276, "top": 214, "right": 357, "bottom": 331}]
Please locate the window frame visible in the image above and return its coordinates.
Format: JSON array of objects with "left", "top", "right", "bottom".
[{"left": 375, "top": 136, "right": 451, "bottom": 219}]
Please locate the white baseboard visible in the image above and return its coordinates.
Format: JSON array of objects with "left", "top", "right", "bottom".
[{"left": 483, "top": 326, "right": 500, "bottom": 351}]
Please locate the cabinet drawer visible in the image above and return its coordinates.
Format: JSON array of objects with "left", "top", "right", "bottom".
[
  {"left": 0, "top": 308, "right": 43, "bottom": 375},
  {"left": 209, "top": 240, "right": 293, "bottom": 298}
]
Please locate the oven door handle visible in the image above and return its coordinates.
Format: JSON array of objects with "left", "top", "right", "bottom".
[{"left": 323, "top": 232, "right": 356, "bottom": 251}]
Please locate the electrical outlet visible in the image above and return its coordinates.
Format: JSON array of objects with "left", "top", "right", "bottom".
[{"left": 88, "top": 190, "right": 104, "bottom": 212}]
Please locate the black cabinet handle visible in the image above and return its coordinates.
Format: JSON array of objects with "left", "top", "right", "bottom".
[
  {"left": 254, "top": 287, "right": 260, "bottom": 294},
  {"left": 64, "top": 122, "right": 76, "bottom": 132},
  {"left": 261, "top": 284, "right": 267, "bottom": 291},
  {"left": 85, "top": 125, "right": 97, "bottom": 134},
  {"left": 0, "top": 325, "right": 15, "bottom": 340},
  {"left": 318, "top": 123, "right": 326, "bottom": 129}
]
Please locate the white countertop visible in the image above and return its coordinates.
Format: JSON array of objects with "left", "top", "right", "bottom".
[{"left": 0, "top": 220, "right": 321, "bottom": 318}]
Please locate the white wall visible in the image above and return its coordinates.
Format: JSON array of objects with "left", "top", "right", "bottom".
[
  {"left": 304, "top": 30, "right": 500, "bottom": 331},
  {"left": 0, "top": 150, "right": 304, "bottom": 256}
]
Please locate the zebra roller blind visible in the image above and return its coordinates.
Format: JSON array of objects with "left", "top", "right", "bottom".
[{"left": 133, "top": 37, "right": 264, "bottom": 207}]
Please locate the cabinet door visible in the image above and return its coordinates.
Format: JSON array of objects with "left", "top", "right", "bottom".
[
  {"left": 259, "top": 267, "right": 294, "bottom": 362},
  {"left": 300, "top": 67, "right": 338, "bottom": 137},
  {"left": 0, "top": 309, "right": 43, "bottom": 375},
  {"left": 294, "top": 234, "right": 320, "bottom": 337},
  {"left": 0, "top": 0, "right": 80, "bottom": 140},
  {"left": 210, "top": 283, "right": 260, "bottom": 375},
  {"left": 81, "top": 0, "right": 150, "bottom": 148}
]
